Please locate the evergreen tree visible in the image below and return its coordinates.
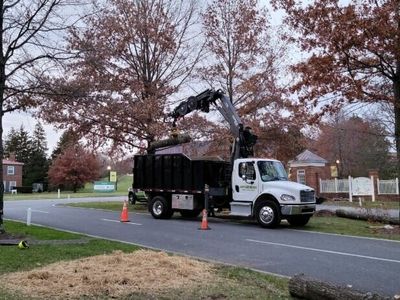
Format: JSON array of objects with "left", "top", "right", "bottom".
[
  {"left": 4, "top": 126, "right": 31, "bottom": 163},
  {"left": 51, "top": 128, "right": 79, "bottom": 161},
  {"left": 4, "top": 126, "right": 32, "bottom": 185},
  {"left": 24, "top": 122, "right": 49, "bottom": 188},
  {"left": 3, "top": 128, "right": 18, "bottom": 157}
]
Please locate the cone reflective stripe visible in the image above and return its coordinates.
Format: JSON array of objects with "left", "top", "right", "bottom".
[
  {"left": 120, "top": 200, "right": 129, "bottom": 222},
  {"left": 198, "top": 209, "right": 210, "bottom": 230},
  {"left": 18, "top": 240, "right": 29, "bottom": 249}
]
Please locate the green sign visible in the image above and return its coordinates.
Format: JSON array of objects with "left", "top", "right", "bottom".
[{"left": 93, "top": 181, "right": 115, "bottom": 192}]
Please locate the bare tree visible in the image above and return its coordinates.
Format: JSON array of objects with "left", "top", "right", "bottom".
[{"left": 0, "top": 0, "right": 85, "bottom": 233}]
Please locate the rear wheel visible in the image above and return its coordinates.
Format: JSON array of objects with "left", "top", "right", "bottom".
[
  {"left": 255, "top": 200, "right": 281, "bottom": 228},
  {"left": 128, "top": 192, "right": 137, "bottom": 205},
  {"left": 286, "top": 215, "right": 311, "bottom": 227},
  {"left": 180, "top": 210, "right": 201, "bottom": 218},
  {"left": 149, "top": 196, "right": 173, "bottom": 219}
]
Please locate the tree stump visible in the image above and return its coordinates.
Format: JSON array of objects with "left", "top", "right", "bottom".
[{"left": 288, "top": 274, "right": 389, "bottom": 300}]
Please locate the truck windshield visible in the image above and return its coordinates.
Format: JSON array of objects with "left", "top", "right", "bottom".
[{"left": 257, "top": 161, "right": 288, "bottom": 182}]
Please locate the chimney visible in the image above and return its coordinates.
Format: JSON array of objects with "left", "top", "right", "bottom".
[{"left": 9, "top": 152, "right": 16, "bottom": 161}]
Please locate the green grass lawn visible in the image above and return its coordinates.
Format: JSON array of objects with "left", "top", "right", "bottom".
[
  {"left": 293, "top": 215, "right": 400, "bottom": 240},
  {"left": 4, "top": 175, "right": 134, "bottom": 201},
  {"left": 0, "top": 221, "right": 140, "bottom": 275},
  {"left": 0, "top": 220, "right": 290, "bottom": 299},
  {"left": 79, "top": 174, "right": 133, "bottom": 193},
  {"left": 322, "top": 199, "right": 400, "bottom": 210},
  {"left": 66, "top": 201, "right": 147, "bottom": 211}
]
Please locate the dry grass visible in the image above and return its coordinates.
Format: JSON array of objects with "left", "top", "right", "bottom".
[{"left": 1, "top": 250, "right": 215, "bottom": 299}]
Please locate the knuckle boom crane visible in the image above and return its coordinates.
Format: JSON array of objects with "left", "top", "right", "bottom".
[{"left": 169, "top": 89, "right": 258, "bottom": 162}]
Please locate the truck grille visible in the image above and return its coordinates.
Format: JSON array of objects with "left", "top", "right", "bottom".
[{"left": 300, "top": 190, "right": 315, "bottom": 203}]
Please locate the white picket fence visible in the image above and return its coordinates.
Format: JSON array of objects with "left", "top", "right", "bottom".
[
  {"left": 320, "top": 179, "right": 349, "bottom": 193},
  {"left": 377, "top": 178, "right": 399, "bottom": 195},
  {"left": 319, "top": 177, "right": 399, "bottom": 202}
]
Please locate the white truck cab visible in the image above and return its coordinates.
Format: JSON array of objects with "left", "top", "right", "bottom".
[{"left": 230, "top": 158, "right": 316, "bottom": 227}]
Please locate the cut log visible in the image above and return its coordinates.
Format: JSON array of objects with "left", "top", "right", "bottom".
[
  {"left": 0, "top": 239, "right": 20, "bottom": 245},
  {"left": 289, "top": 274, "right": 389, "bottom": 300},
  {"left": 336, "top": 209, "right": 400, "bottom": 225},
  {"left": 147, "top": 134, "right": 191, "bottom": 153}
]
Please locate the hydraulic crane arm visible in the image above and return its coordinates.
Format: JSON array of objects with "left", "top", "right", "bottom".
[{"left": 169, "top": 89, "right": 257, "bottom": 161}]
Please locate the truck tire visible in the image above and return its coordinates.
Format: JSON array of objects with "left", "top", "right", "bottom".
[
  {"left": 128, "top": 192, "right": 137, "bottom": 205},
  {"left": 286, "top": 215, "right": 311, "bottom": 227},
  {"left": 255, "top": 200, "right": 281, "bottom": 228},
  {"left": 180, "top": 210, "right": 201, "bottom": 218},
  {"left": 149, "top": 196, "right": 173, "bottom": 219}
]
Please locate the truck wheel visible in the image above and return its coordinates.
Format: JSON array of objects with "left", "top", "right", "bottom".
[
  {"left": 255, "top": 200, "right": 281, "bottom": 228},
  {"left": 286, "top": 215, "right": 311, "bottom": 227},
  {"left": 149, "top": 196, "right": 173, "bottom": 219},
  {"left": 128, "top": 192, "right": 137, "bottom": 205},
  {"left": 180, "top": 210, "right": 201, "bottom": 218}
]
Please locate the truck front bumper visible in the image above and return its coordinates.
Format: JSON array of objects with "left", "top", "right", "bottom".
[{"left": 280, "top": 203, "right": 316, "bottom": 216}]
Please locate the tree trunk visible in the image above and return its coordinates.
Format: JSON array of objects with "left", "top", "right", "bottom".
[
  {"left": 147, "top": 134, "right": 191, "bottom": 153},
  {"left": 0, "top": 114, "right": 3, "bottom": 233},
  {"left": 336, "top": 209, "right": 400, "bottom": 225},
  {"left": 289, "top": 274, "right": 389, "bottom": 300},
  {"left": 394, "top": 78, "right": 400, "bottom": 180},
  {"left": 0, "top": 1, "right": 5, "bottom": 232}
]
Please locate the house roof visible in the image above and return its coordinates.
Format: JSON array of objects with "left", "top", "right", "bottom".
[
  {"left": 289, "top": 149, "right": 328, "bottom": 164},
  {"left": 2, "top": 159, "right": 24, "bottom": 166}
]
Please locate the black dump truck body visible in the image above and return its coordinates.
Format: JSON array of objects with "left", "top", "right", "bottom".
[
  {"left": 133, "top": 154, "right": 232, "bottom": 218},
  {"left": 133, "top": 153, "right": 230, "bottom": 195}
]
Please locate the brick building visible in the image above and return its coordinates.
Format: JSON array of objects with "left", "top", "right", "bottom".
[
  {"left": 3, "top": 159, "right": 24, "bottom": 192},
  {"left": 288, "top": 149, "right": 331, "bottom": 195}
]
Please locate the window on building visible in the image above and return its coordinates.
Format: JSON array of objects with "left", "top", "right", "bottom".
[
  {"left": 7, "top": 166, "right": 15, "bottom": 175},
  {"left": 9, "top": 181, "right": 16, "bottom": 192},
  {"left": 297, "top": 169, "right": 306, "bottom": 185}
]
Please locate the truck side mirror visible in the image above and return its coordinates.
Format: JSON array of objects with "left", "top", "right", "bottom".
[{"left": 242, "top": 174, "right": 247, "bottom": 181}]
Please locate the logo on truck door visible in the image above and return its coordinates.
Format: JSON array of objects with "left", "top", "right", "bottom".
[{"left": 239, "top": 185, "right": 257, "bottom": 191}]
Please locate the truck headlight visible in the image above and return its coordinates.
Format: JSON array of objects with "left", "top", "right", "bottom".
[{"left": 280, "top": 194, "right": 295, "bottom": 202}]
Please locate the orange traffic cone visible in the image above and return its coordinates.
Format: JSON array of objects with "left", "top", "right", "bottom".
[
  {"left": 198, "top": 209, "right": 210, "bottom": 230},
  {"left": 120, "top": 200, "right": 129, "bottom": 222}
]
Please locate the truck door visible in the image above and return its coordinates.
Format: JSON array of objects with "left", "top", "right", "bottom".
[{"left": 232, "top": 161, "right": 259, "bottom": 202}]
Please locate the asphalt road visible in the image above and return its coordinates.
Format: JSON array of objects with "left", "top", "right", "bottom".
[{"left": 4, "top": 197, "right": 400, "bottom": 297}]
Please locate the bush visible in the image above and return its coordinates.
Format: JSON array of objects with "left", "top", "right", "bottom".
[{"left": 16, "top": 186, "right": 33, "bottom": 193}]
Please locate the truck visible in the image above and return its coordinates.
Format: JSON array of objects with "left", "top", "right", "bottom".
[{"left": 132, "top": 89, "right": 316, "bottom": 228}]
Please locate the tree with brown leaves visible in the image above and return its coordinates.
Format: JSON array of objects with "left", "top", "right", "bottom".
[
  {"left": 197, "top": 0, "right": 306, "bottom": 159},
  {"left": 310, "top": 114, "right": 391, "bottom": 178},
  {"left": 39, "top": 0, "right": 202, "bottom": 153},
  {"left": 273, "top": 0, "right": 400, "bottom": 176},
  {"left": 0, "top": 0, "right": 84, "bottom": 233},
  {"left": 48, "top": 144, "right": 100, "bottom": 193}
]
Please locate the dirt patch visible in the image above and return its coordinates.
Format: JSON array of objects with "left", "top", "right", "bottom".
[
  {"left": 1, "top": 250, "right": 215, "bottom": 299},
  {"left": 0, "top": 232, "right": 25, "bottom": 240},
  {"left": 369, "top": 224, "right": 400, "bottom": 236}
]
